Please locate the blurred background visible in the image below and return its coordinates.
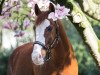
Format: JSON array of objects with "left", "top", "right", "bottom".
[{"left": 0, "top": 0, "right": 100, "bottom": 75}]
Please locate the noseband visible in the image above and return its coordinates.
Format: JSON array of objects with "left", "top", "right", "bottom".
[{"left": 34, "top": 21, "right": 60, "bottom": 61}]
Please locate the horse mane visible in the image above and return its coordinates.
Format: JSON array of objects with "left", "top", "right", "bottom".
[
  {"left": 57, "top": 19, "right": 75, "bottom": 58},
  {"left": 35, "top": 11, "right": 49, "bottom": 25}
]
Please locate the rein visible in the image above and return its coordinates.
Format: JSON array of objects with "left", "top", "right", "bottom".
[{"left": 34, "top": 21, "right": 60, "bottom": 61}]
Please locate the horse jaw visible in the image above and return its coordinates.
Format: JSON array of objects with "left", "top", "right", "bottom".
[{"left": 31, "top": 19, "right": 50, "bottom": 65}]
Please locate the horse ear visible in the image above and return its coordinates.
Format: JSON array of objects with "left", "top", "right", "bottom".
[
  {"left": 49, "top": 3, "right": 55, "bottom": 12},
  {"left": 34, "top": 4, "right": 41, "bottom": 16}
]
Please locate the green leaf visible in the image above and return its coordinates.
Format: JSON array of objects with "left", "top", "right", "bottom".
[
  {"left": 11, "top": 12, "right": 19, "bottom": 19},
  {"left": 19, "top": 8, "right": 29, "bottom": 15}
]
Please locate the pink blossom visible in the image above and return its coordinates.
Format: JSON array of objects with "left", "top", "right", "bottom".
[
  {"left": 48, "top": 12, "right": 57, "bottom": 21},
  {"left": 4, "top": 2, "right": 11, "bottom": 8},
  {"left": 28, "top": 13, "right": 33, "bottom": 18},
  {"left": 3, "top": 21, "right": 13, "bottom": 29},
  {"left": 3, "top": 21, "right": 19, "bottom": 30},
  {"left": 4, "top": 12, "right": 11, "bottom": 17},
  {"left": 14, "top": 30, "right": 25, "bottom": 37},
  {"left": 27, "top": 0, "right": 37, "bottom": 8},
  {"left": 23, "top": 19, "right": 30, "bottom": 29},
  {"left": 0, "top": 16, "right": 4, "bottom": 20},
  {"left": 31, "top": 9, "right": 34, "bottom": 15},
  {"left": 13, "top": 22, "right": 19, "bottom": 30},
  {"left": 27, "top": 2, "right": 36, "bottom": 8},
  {"left": 2, "top": 0, "right": 21, "bottom": 17},
  {"left": 2, "top": 7, "right": 9, "bottom": 13},
  {"left": 48, "top": 4, "right": 70, "bottom": 21},
  {"left": 3, "top": 24, "right": 11, "bottom": 29},
  {"left": 16, "top": 5, "right": 21, "bottom": 11}
]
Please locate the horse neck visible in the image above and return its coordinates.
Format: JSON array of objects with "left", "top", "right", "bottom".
[
  {"left": 56, "top": 20, "right": 71, "bottom": 52},
  {"left": 52, "top": 20, "right": 75, "bottom": 66}
]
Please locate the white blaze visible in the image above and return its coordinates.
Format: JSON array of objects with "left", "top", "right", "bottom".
[{"left": 31, "top": 19, "right": 50, "bottom": 65}]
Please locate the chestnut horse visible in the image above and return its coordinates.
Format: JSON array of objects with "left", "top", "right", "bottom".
[{"left": 7, "top": 3, "right": 78, "bottom": 75}]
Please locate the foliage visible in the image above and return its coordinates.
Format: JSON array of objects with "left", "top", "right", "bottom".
[
  {"left": 0, "top": 0, "right": 34, "bottom": 37},
  {"left": 0, "top": 50, "right": 10, "bottom": 75}
]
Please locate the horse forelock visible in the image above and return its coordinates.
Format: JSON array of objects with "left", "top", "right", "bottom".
[{"left": 35, "top": 11, "right": 49, "bottom": 26}]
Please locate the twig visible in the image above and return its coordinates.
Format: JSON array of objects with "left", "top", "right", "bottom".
[
  {"left": 1, "top": 4, "right": 18, "bottom": 15},
  {"left": 0, "top": 0, "right": 5, "bottom": 15}
]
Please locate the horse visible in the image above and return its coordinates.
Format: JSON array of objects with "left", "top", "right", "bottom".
[{"left": 7, "top": 3, "right": 78, "bottom": 75}]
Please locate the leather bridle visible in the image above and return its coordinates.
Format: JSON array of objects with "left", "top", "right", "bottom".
[{"left": 33, "top": 21, "right": 60, "bottom": 61}]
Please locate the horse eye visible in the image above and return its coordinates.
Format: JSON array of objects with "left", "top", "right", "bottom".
[{"left": 46, "top": 26, "right": 52, "bottom": 32}]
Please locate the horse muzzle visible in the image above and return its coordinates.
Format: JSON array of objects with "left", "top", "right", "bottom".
[{"left": 31, "top": 49, "right": 45, "bottom": 65}]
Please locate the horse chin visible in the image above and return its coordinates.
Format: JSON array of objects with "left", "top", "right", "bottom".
[{"left": 31, "top": 50, "right": 45, "bottom": 65}]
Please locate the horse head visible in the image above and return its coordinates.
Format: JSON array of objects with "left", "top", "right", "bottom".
[{"left": 32, "top": 3, "right": 60, "bottom": 65}]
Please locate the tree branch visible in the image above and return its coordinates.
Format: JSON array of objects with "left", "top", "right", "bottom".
[
  {"left": 1, "top": 4, "right": 18, "bottom": 15},
  {"left": 67, "top": 0, "right": 100, "bottom": 67},
  {"left": 75, "top": 0, "right": 100, "bottom": 21},
  {"left": 0, "top": 0, "right": 5, "bottom": 15}
]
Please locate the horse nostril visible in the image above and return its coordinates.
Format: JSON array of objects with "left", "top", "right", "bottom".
[{"left": 39, "top": 54, "right": 42, "bottom": 58}]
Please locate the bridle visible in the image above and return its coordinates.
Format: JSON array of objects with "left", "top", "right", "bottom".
[{"left": 33, "top": 21, "right": 60, "bottom": 61}]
